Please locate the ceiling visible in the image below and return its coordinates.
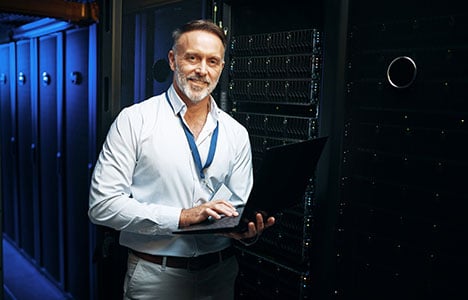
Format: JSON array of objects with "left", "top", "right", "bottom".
[
  {"left": 0, "top": 0, "right": 97, "bottom": 41},
  {"left": 0, "top": 12, "right": 41, "bottom": 32}
]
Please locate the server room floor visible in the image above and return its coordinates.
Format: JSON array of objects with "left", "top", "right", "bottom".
[{"left": 2, "top": 237, "right": 68, "bottom": 300}]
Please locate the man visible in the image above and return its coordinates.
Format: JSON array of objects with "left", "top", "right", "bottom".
[{"left": 89, "top": 19, "right": 275, "bottom": 300}]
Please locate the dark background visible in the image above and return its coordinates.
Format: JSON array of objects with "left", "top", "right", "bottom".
[{"left": 0, "top": 0, "right": 467, "bottom": 299}]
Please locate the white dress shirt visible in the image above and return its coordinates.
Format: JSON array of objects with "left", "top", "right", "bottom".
[{"left": 88, "top": 85, "right": 253, "bottom": 257}]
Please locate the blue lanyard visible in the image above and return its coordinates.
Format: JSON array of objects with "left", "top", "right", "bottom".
[{"left": 165, "top": 92, "right": 219, "bottom": 179}]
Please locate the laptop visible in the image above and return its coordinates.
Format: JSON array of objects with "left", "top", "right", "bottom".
[{"left": 173, "top": 136, "right": 328, "bottom": 234}]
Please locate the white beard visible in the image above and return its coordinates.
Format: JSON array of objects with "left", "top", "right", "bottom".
[{"left": 174, "top": 64, "right": 219, "bottom": 104}]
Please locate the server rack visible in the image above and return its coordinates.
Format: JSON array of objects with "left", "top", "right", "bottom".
[
  {"left": 0, "top": 41, "right": 16, "bottom": 300},
  {"left": 230, "top": 29, "right": 321, "bottom": 300},
  {"left": 217, "top": 1, "right": 325, "bottom": 298},
  {"left": 0, "top": 20, "right": 97, "bottom": 299},
  {"left": 335, "top": 1, "right": 468, "bottom": 299}
]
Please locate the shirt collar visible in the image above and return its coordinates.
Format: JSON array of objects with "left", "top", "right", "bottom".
[{"left": 166, "top": 84, "right": 221, "bottom": 123}]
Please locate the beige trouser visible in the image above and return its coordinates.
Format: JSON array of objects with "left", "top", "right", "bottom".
[{"left": 123, "top": 251, "right": 238, "bottom": 300}]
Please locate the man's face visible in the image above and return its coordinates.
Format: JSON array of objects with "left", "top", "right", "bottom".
[{"left": 169, "top": 30, "right": 225, "bottom": 104}]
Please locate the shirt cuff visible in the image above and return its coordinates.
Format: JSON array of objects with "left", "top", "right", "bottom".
[{"left": 149, "top": 205, "right": 182, "bottom": 233}]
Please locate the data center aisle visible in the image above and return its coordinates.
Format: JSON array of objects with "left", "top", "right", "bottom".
[{"left": 2, "top": 237, "right": 68, "bottom": 300}]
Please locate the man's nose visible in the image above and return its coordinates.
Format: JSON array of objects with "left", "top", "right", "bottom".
[{"left": 196, "top": 61, "right": 208, "bottom": 75}]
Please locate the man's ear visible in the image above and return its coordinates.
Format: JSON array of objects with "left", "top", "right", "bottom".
[{"left": 168, "top": 50, "right": 176, "bottom": 71}]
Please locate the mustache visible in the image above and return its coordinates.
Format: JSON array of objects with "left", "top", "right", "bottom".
[{"left": 187, "top": 75, "right": 210, "bottom": 84}]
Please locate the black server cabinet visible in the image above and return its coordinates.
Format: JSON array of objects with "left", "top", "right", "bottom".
[
  {"left": 16, "top": 39, "right": 37, "bottom": 258},
  {"left": 0, "top": 42, "right": 18, "bottom": 241},
  {"left": 335, "top": 1, "right": 468, "bottom": 299},
  {"left": 218, "top": 1, "right": 325, "bottom": 298},
  {"left": 37, "top": 32, "right": 63, "bottom": 285},
  {"left": 64, "top": 26, "right": 95, "bottom": 300}
]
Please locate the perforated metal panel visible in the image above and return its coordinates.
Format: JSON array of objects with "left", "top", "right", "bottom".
[
  {"left": 337, "top": 5, "right": 468, "bottom": 299},
  {"left": 227, "top": 26, "right": 323, "bottom": 299}
]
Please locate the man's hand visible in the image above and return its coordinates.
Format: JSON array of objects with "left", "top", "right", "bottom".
[
  {"left": 224, "top": 213, "right": 275, "bottom": 241},
  {"left": 179, "top": 200, "right": 239, "bottom": 228}
]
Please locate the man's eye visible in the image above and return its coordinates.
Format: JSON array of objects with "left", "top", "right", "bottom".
[
  {"left": 184, "top": 55, "right": 197, "bottom": 63},
  {"left": 210, "top": 59, "right": 219, "bottom": 65}
]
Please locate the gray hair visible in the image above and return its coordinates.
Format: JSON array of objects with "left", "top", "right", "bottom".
[{"left": 172, "top": 19, "right": 227, "bottom": 52}]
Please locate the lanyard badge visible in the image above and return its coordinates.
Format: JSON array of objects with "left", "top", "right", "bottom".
[{"left": 165, "top": 92, "right": 219, "bottom": 180}]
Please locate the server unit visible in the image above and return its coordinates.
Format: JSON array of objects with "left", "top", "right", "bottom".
[
  {"left": 335, "top": 1, "right": 468, "bottom": 299},
  {"left": 0, "top": 42, "right": 17, "bottom": 246},
  {"left": 228, "top": 28, "right": 322, "bottom": 298},
  {"left": 216, "top": 1, "right": 325, "bottom": 298}
]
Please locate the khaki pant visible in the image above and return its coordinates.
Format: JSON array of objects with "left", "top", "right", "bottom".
[{"left": 123, "top": 252, "right": 238, "bottom": 300}]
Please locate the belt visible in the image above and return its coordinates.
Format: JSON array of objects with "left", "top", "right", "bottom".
[{"left": 131, "top": 247, "right": 236, "bottom": 271}]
